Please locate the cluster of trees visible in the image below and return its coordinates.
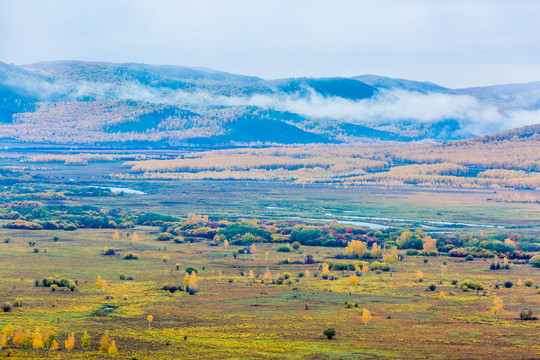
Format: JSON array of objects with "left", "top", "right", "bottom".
[
  {"left": 0, "top": 203, "right": 136, "bottom": 231},
  {"left": 0, "top": 324, "right": 117, "bottom": 357}
]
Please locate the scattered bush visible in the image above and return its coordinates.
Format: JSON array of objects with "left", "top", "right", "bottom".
[
  {"left": 530, "top": 255, "right": 540, "bottom": 268},
  {"left": 185, "top": 266, "right": 198, "bottom": 274},
  {"left": 520, "top": 311, "right": 537, "bottom": 320},
  {"left": 524, "top": 279, "right": 534, "bottom": 287},
  {"left": 277, "top": 245, "right": 291, "bottom": 252},
  {"left": 157, "top": 232, "right": 174, "bottom": 241},
  {"left": 124, "top": 253, "right": 140, "bottom": 260},
  {"left": 427, "top": 284, "right": 437, "bottom": 291},
  {"left": 465, "top": 254, "right": 474, "bottom": 261},
  {"left": 460, "top": 280, "right": 484, "bottom": 292},
  {"left": 503, "top": 281, "right": 513, "bottom": 288},
  {"left": 292, "top": 241, "right": 301, "bottom": 250},
  {"left": 2, "top": 302, "right": 12, "bottom": 312},
  {"left": 323, "top": 327, "right": 336, "bottom": 339},
  {"left": 405, "top": 249, "right": 418, "bottom": 256}
]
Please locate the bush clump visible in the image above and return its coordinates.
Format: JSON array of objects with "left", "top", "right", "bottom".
[
  {"left": 277, "top": 245, "right": 291, "bottom": 252},
  {"left": 503, "top": 281, "right": 513, "bottom": 288},
  {"left": 459, "top": 279, "right": 484, "bottom": 292},
  {"left": 323, "top": 327, "right": 336, "bottom": 339}
]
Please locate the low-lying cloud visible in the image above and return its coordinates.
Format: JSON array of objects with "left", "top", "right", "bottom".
[{"left": 8, "top": 73, "right": 540, "bottom": 136}]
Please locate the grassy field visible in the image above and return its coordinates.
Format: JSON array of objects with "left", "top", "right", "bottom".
[{"left": 0, "top": 224, "right": 539, "bottom": 359}]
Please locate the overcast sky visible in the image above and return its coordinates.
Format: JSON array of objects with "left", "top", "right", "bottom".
[{"left": 1, "top": 0, "right": 540, "bottom": 88}]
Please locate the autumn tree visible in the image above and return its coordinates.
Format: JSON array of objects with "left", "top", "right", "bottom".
[
  {"left": 3, "top": 323, "right": 13, "bottom": 341},
  {"left": 50, "top": 339, "right": 59, "bottom": 354},
  {"left": 12, "top": 326, "right": 23, "bottom": 348},
  {"left": 250, "top": 243, "right": 257, "bottom": 260},
  {"left": 147, "top": 315, "right": 153, "bottom": 329},
  {"left": 96, "top": 275, "right": 106, "bottom": 292},
  {"left": 416, "top": 270, "right": 424, "bottom": 282},
  {"left": 439, "top": 291, "right": 445, "bottom": 300},
  {"left": 345, "top": 240, "right": 367, "bottom": 258},
  {"left": 188, "top": 271, "right": 198, "bottom": 294},
  {"left": 371, "top": 243, "right": 381, "bottom": 258},
  {"left": 113, "top": 230, "right": 120, "bottom": 243},
  {"left": 492, "top": 297, "right": 504, "bottom": 320},
  {"left": 108, "top": 339, "right": 118, "bottom": 357},
  {"left": 32, "top": 327, "right": 43, "bottom": 353},
  {"left": 65, "top": 332, "right": 75, "bottom": 352},
  {"left": 361, "top": 309, "right": 372, "bottom": 327},
  {"left": 249, "top": 270, "right": 255, "bottom": 285},
  {"left": 263, "top": 268, "right": 272, "bottom": 284},
  {"left": 131, "top": 232, "right": 139, "bottom": 244},
  {"left": 99, "top": 331, "right": 111, "bottom": 355},
  {"left": 0, "top": 334, "right": 6, "bottom": 350},
  {"left": 347, "top": 274, "right": 358, "bottom": 294},
  {"left": 43, "top": 327, "right": 56, "bottom": 349},
  {"left": 383, "top": 246, "right": 399, "bottom": 263},
  {"left": 422, "top": 236, "right": 437, "bottom": 254}
]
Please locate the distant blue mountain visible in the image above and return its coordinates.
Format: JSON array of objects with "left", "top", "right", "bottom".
[{"left": 0, "top": 60, "right": 538, "bottom": 146}]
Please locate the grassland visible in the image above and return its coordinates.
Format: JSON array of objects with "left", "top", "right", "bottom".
[{"left": 0, "top": 223, "right": 539, "bottom": 359}]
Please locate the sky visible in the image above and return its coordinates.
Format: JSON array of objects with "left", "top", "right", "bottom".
[{"left": 1, "top": 0, "right": 540, "bottom": 88}]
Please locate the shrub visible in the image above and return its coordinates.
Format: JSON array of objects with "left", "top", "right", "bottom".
[
  {"left": 185, "top": 266, "right": 198, "bottom": 274},
  {"left": 13, "top": 298, "right": 22, "bottom": 307},
  {"left": 524, "top": 279, "right": 534, "bottom": 287},
  {"left": 371, "top": 261, "right": 391, "bottom": 271},
  {"left": 503, "top": 281, "right": 513, "bottom": 288},
  {"left": 119, "top": 274, "right": 126, "bottom": 280},
  {"left": 103, "top": 248, "right": 116, "bottom": 256},
  {"left": 465, "top": 254, "right": 474, "bottom": 261},
  {"left": 305, "top": 254, "right": 315, "bottom": 264},
  {"left": 157, "top": 233, "right": 174, "bottom": 241},
  {"left": 2, "top": 302, "right": 12, "bottom": 312},
  {"left": 292, "top": 241, "right": 301, "bottom": 250},
  {"left": 124, "top": 253, "right": 139, "bottom": 260},
  {"left": 406, "top": 249, "right": 418, "bottom": 256},
  {"left": 323, "top": 327, "right": 336, "bottom": 339},
  {"left": 423, "top": 259, "right": 428, "bottom": 263},
  {"left": 460, "top": 280, "right": 484, "bottom": 291},
  {"left": 277, "top": 245, "right": 291, "bottom": 252},
  {"left": 427, "top": 284, "right": 437, "bottom": 291},
  {"left": 530, "top": 255, "right": 540, "bottom": 268},
  {"left": 520, "top": 311, "right": 537, "bottom": 320}
]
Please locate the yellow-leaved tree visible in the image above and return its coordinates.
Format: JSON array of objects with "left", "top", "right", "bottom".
[
  {"left": 108, "top": 339, "right": 118, "bottom": 357},
  {"left": 263, "top": 268, "right": 272, "bottom": 284},
  {"left": 32, "top": 327, "right": 43, "bottom": 354},
  {"left": 250, "top": 244, "right": 257, "bottom": 260},
  {"left": 439, "top": 291, "right": 445, "bottom": 300},
  {"left": 113, "top": 230, "right": 120, "bottom": 243},
  {"left": 249, "top": 270, "right": 255, "bottom": 285},
  {"left": 416, "top": 270, "right": 423, "bottom": 282},
  {"left": 347, "top": 274, "right": 358, "bottom": 294},
  {"left": 422, "top": 236, "right": 437, "bottom": 254},
  {"left": 50, "top": 339, "right": 59, "bottom": 354},
  {"left": 371, "top": 243, "right": 381, "bottom": 258},
  {"left": 99, "top": 331, "right": 111, "bottom": 355},
  {"left": 96, "top": 275, "right": 106, "bottom": 292},
  {"left": 361, "top": 309, "right": 372, "bottom": 327},
  {"left": 147, "top": 315, "right": 153, "bottom": 329},
  {"left": 492, "top": 297, "right": 504, "bottom": 320},
  {"left": 3, "top": 323, "right": 13, "bottom": 341},
  {"left": 345, "top": 240, "right": 367, "bottom": 258},
  {"left": 131, "top": 232, "right": 139, "bottom": 244},
  {"left": 188, "top": 271, "right": 198, "bottom": 294},
  {"left": 65, "top": 332, "right": 75, "bottom": 352},
  {"left": 12, "top": 325, "right": 23, "bottom": 348},
  {"left": 0, "top": 334, "right": 6, "bottom": 350}
]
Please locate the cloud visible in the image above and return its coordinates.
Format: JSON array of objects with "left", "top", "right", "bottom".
[{"left": 95, "top": 82, "right": 538, "bottom": 135}]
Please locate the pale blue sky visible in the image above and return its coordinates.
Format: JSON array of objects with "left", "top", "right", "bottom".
[{"left": 1, "top": 0, "right": 540, "bottom": 88}]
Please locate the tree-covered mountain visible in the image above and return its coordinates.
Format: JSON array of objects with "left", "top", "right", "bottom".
[{"left": 0, "top": 60, "right": 538, "bottom": 147}]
